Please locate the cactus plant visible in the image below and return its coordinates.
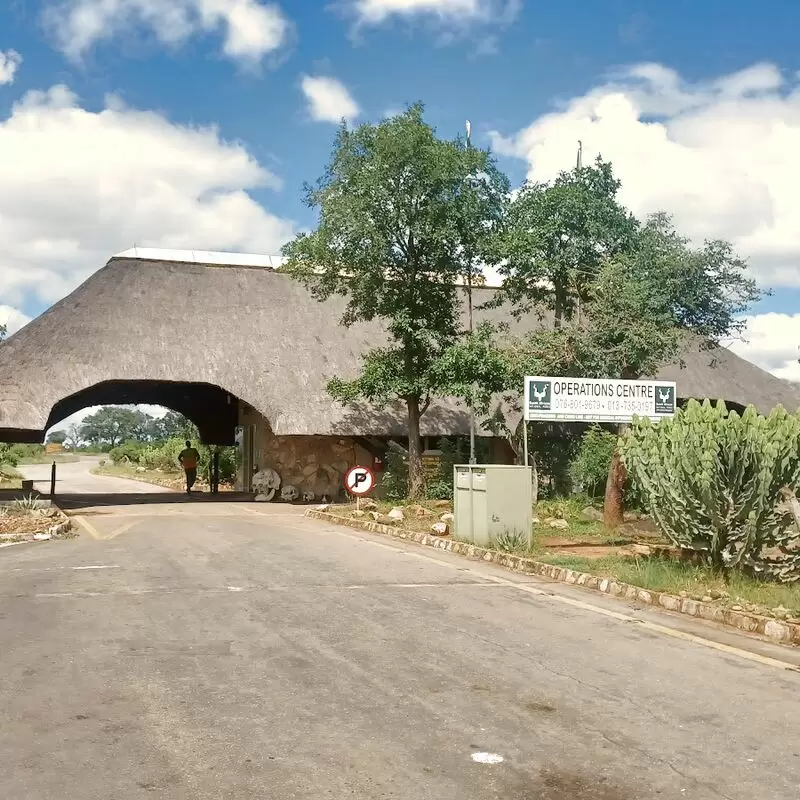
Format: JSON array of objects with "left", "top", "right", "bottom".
[{"left": 620, "top": 399, "right": 800, "bottom": 579}]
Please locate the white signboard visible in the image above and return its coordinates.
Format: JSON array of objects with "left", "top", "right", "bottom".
[
  {"left": 344, "top": 465, "right": 376, "bottom": 496},
  {"left": 524, "top": 376, "right": 677, "bottom": 423}
]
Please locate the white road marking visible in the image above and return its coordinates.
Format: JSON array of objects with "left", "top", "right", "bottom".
[
  {"left": 471, "top": 752, "right": 504, "bottom": 764},
  {"left": 72, "top": 565, "right": 121, "bottom": 570},
  {"left": 74, "top": 515, "right": 102, "bottom": 540},
  {"left": 306, "top": 521, "right": 800, "bottom": 674}
]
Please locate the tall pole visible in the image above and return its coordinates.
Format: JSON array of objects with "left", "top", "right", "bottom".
[{"left": 466, "top": 119, "right": 477, "bottom": 465}]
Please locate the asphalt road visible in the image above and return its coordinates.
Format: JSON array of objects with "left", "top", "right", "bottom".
[
  {"left": 19, "top": 458, "right": 173, "bottom": 495},
  {"left": 2, "top": 461, "right": 799, "bottom": 799}
]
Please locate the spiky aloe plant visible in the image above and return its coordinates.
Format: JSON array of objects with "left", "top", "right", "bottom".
[
  {"left": 620, "top": 399, "right": 800, "bottom": 577},
  {"left": 11, "top": 494, "right": 46, "bottom": 511}
]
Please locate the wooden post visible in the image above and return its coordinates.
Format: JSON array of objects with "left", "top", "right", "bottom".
[
  {"left": 50, "top": 461, "right": 56, "bottom": 498},
  {"left": 212, "top": 450, "right": 220, "bottom": 494}
]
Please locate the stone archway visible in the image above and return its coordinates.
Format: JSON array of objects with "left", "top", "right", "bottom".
[{"left": 45, "top": 380, "right": 241, "bottom": 445}]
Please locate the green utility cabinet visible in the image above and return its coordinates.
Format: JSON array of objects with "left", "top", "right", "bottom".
[{"left": 453, "top": 465, "right": 533, "bottom": 548}]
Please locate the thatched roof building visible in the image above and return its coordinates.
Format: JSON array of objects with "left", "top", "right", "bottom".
[{"left": 1, "top": 249, "right": 798, "bottom": 444}]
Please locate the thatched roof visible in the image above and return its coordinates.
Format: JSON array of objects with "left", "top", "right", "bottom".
[{"left": 1, "top": 251, "right": 798, "bottom": 442}]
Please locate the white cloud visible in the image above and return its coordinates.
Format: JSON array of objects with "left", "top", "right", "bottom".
[
  {"left": 0, "top": 305, "right": 31, "bottom": 336},
  {"left": 0, "top": 50, "right": 22, "bottom": 85},
  {"left": 342, "top": 0, "right": 520, "bottom": 38},
  {"left": 728, "top": 313, "right": 800, "bottom": 383},
  {"left": 491, "top": 62, "right": 800, "bottom": 288},
  {"left": 0, "top": 84, "right": 296, "bottom": 311},
  {"left": 301, "top": 75, "right": 360, "bottom": 124},
  {"left": 44, "top": 0, "right": 292, "bottom": 64}
]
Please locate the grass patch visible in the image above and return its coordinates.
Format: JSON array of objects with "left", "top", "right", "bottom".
[
  {"left": 537, "top": 553, "right": 800, "bottom": 616},
  {"left": 92, "top": 463, "right": 234, "bottom": 492}
]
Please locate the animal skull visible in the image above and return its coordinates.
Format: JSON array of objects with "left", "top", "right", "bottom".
[
  {"left": 659, "top": 389, "right": 670, "bottom": 404},
  {"left": 532, "top": 384, "right": 547, "bottom": 402},
  {"left": 281, "top": 485, "right": 299, "bottom": 502},
  {"left": 252, "top": 468, "right": 281, "bottom": 495}
]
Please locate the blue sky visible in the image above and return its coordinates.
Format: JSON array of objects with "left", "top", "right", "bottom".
[{"left": 1, "top": 0, "right": 800, "bottom": 382}]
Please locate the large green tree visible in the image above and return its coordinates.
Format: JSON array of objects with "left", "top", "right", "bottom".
[
  {"left": 46, "top": 430, "right": 67, "bottom": 445},
  {"left": 80, "top": 407, "right": 149, "bottom": 449},
  {"left": 508, "top": 212, "right": 762, "bottom": 525},
  {"left": 490, "top": 157, "right": 638, "bottom": 327},
  {"left": 282, "top": 104, "right": 510, "bottom": 498}
]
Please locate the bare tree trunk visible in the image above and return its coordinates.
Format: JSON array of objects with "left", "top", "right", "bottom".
[
  {"left": 603, "top": 424, "right": 629, "bottom": 528},
  {"left": 406, "top": 396, "right": 425, "bottom": 500}
]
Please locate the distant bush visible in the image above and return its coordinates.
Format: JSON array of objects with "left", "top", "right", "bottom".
[
  {"left": 109, "top": 440, "right": 146, "bottom": 465},
  {"left": 140, "top": 438, "right": 185, "bottom": 472}
]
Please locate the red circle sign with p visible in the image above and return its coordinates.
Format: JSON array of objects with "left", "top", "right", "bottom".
[{"left": 345, "top": 465, "right": 375, "bottom": 496}]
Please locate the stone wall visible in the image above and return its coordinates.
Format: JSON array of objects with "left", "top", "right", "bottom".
[
  {"left": 262, "top": 434, "right": 366, "bottom": 500},
  {"left": 239, "top": 404, "right": 370, "bottom": 500}
]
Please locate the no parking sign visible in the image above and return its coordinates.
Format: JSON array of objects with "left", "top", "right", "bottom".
[{"left": 344, "top": 465, "right": 375, "bottom": 497}]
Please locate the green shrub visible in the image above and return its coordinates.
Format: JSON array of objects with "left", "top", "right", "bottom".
[
  {"left": 109, "top": 440, "right": 145, "bottom": 465},
  {"left": 140, "top": 438, "right": 185, "bottom": 472},
  {"left": 214, "top": 447, "right": 237, "bottom": 482},
  {"left": 426, "top": 479, "right": 453, "bottom": 501},
  {"left": 0, "top": 443, "right": 20, "bottom": 468},
  {"left": 379, "top": 451, "right": 408, "bottom": 500},
  {"left": 621, "top": 399, "right": 800, "bottom": 579},
  {"left": 569, "top": 425, "right": 616, "bottom": 498}
]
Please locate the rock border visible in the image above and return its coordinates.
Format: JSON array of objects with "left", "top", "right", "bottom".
[
  {"left": 0, "top": 508, "right": 73, "bottom": 547},
  {"left": 306, "top": 510, "right": 800, "bottom": 648}
]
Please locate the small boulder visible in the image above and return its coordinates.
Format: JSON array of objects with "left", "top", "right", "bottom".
[
  {"left": 33, "top": 532, "right": 52, "bottom": 541},
  {"left": 378, "top": 515, "right": 399, "bottom": 527},
  {"left": 531, "top": 516, "right": 541, "bottom": 526},
  {"left": 431, "top": 500, "right": 452, "bottom": 510},
  {"left": 369, "top": 511, "right": 381, "bottom": 521},
  {"left": 352, "top": 510, "right": 366, "bottom": 518},
  {"left": 581, "top": 506, "right": 604, "bottom": 522},
  {"left": 136, "top": 466, "right": 146, "bottom": 473},
  {"left": 361, "top": 499, "right": 378, "bottom": 511},
  {"left": 313, "top": 502, "right": 330, "bottom": 512},
  {"left": 630, "top": 543, "right": 652, "bottom": 557},
  {"left": 387, "top": 507, "right": 405, "bottom": 521},
  {"left": 772, "top": 606, "right": 790, "bottom": 620},
  {"left": 407, "top": 504, "right": 434, "bottom": 518},
  {"left": 431, "top": 522, "right": 449, "bottom": 536},
  {"left": 440, "top": 513, "right": 454, "bottom": 523},
  {"left": 548, "top": 519, "right": 569, "bottom": 530}
]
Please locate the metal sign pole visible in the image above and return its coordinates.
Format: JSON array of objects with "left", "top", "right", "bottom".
[{"left": 522, "top": 420, "right": 528, "bottom": 467}]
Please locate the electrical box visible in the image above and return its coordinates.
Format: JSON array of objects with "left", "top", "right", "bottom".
[{"left": 453, "top": 465, "right": 533, "bottom": 548}]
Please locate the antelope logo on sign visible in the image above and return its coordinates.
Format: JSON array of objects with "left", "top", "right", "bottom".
[
  {"left": 528, "top": 380, "right": 551, "bottom": 412},
  {"left": 654, "top": 384, "right": 676, "bottom": 415}
]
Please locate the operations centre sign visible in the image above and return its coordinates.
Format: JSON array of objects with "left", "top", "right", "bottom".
[{"left": 524, "top": 376, "right": 677, "bottom": 423}]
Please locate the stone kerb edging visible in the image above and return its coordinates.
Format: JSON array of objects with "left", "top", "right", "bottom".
[
  {"left": 305, "top": 510, "right": 800, "bottom": 647},
  {"left": 0, "top": 515, "right": 72, "bottom": 548}
]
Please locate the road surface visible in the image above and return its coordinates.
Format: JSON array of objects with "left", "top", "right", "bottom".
[
  {"left": 19, "top": 457, "right": 173, "bottom": 496},
  {"left": 1, "top": 460, "right": 799, "bottom": 798}
]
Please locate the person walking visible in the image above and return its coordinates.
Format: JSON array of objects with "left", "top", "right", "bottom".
[{"left": 178, "top": 440, "right": 200, "bottom": 494}]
